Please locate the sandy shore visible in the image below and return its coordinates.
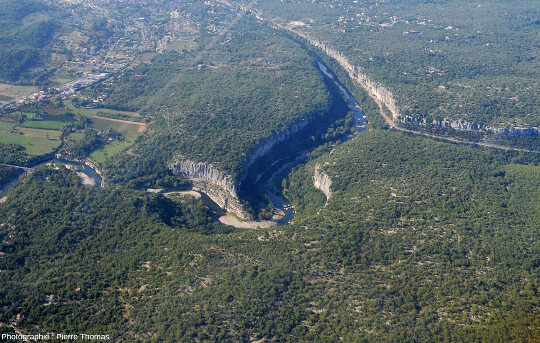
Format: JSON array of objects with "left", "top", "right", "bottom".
[
  {"left": 219, "top": 214, "right": 277, "bottom": 229},
  {"left": 76, "top": 172, "right": 96, "bottom": 186},
  {"left": 163, "top": 190, "right": 202, "bottom": 199}
]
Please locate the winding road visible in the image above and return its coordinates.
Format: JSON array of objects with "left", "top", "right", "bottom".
[{"left": 215, "top": 0, "right": 540, "bottom": 155}]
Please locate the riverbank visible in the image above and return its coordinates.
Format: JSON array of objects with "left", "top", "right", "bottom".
[
  {"left": 0, "top": 158, "right": 103, "bottom": 200},
  {"left": 183, "top": 51, "right": 368, "bottom": 229}
]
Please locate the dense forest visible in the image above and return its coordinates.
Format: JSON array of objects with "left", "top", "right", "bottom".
[
  {"left": 1, "top": 0, "right": 539, "bottom": 341},
  {"left": 0, "top": 166, "right": 21, "bottom": 189},
  {"left": 284, "top": 130, "right": 540, "bottom": 341},
  {"left": 1, "top": 130, "right": 538, "bottom": 342},
  {"left": 98, "top": 18, "right": 332, "bottom": 186},
  {"left": 0, "top": 0, "right": 59, "bottom": 82},
  {"left": 247, "top": 0, "right": 539, "bottom": 128}
]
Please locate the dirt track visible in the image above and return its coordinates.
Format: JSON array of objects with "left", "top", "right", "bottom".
[{"left": 91, "top": 115, "right": 147, "bottom": 133}]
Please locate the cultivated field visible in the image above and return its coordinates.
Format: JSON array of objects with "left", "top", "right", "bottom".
[
  {"left": 0, "top": 119, "right": 61, "bottom": 155},
  {"left": 89, "top": 116, "right": 146, "bottom": 162},
  {"left": 0, "top": 83, "right": 36, "bottom": 100}
]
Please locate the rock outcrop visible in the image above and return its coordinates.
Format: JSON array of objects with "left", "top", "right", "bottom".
[
  {"left": 256, "top": 13, "right": 540, "bottom": 138},
  {"left": 488, "top": 126, "right": 540, "bottom": 136},
  {"left": 308, "top": 37, "right": 540, "bottom": 136},
  {"left": 241, "top": 117, "right": 313, "bottom": 183},
  {"left": 169, "top": 113, "right": 325, "bottom": 219},
  {"left": 313, "top": 164, "right": 332, "bottom": 201},
  {"left": 281, "top": 28, "right": 401, "bottom": 120},
  {"left": 169, "top": 159, "right": 251, "bottom": 219},
  {"left": 402, "top": 115, "right": 540, "bottom": 136}
]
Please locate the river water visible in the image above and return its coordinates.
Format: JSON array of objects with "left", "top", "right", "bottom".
[
  {"left": 1, "top": 57, "right": 365, "bottom": 228},
  {"left": 252, "top": 57, "right": 367, "bottom": 226},
  {"left": 0, "top": 158, "right": 103, "bottom": 199}
]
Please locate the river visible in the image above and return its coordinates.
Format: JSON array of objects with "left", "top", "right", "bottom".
[
  {"left": 220, "top": 55, "right": 368, "bottom": 228},
  {"left": 0, "top": 158, "right": 103, "bottom": 200},
  {"left": 1, "top": 55, "right": 365, "bottom": 229}
]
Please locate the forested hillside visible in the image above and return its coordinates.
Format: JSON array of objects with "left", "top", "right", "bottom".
[
  {"left": 245, "top": 0, "right": 539, "bottom": 128},
  {"left": 284, "top": 130, "right": 540, "bottom": 341},
  {"left": 1, "top": 132, "right": 538, "bottom": 342},
  {"left": 0, "top": 0, "right": 59, "bottom": 82},
  {"left": 1, "top": 0, "right": 539, "bottom": 341},
  {"left": 98, "top": 18, "right": 332, "bottom": 186}
]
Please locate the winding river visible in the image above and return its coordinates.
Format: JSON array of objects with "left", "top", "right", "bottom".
[
  {"left": 262, "top": 58, "right": 367, "bottom": 223},
  {"left": 217, "top": 56, "right": 367, "bottom": 228},
  {"left": 1, "top": 54, "right": 365, "bottom": 229},
  {"left": 0, "top": 158, "right": 103, "bottom": 200}
]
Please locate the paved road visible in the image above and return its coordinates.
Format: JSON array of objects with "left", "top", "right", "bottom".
[{"left": 0, "top": 163, "right": 31, "bottom": 171}]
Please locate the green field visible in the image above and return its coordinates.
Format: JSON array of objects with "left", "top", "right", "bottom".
[
  {"left": 20, "top": 119, "right": 66, "bottom": 130},
  {"left": 66, "top": 101, "right": 141, "bottom": 119},
  {"left": 89, "top": 117, "right": 142, "bottom": 137},
  {"left": 0, "top": 120, "right": 61, "bottom": 155},
  {"left": 90, "top": 140, "right": 133, "bottom": 163},
  {"left": 50, "top": 72, "right": 76, "bottom": 84},
  {"left": 88, "top": 117, "right": 144, "bottom": 163}
]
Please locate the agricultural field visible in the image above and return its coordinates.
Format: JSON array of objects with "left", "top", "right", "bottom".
[
  {"left": 88, "top": 116, "right": 146, "bottom": 163},
  {"left": 19, "top": 119, "right": 67, "bottom": 130},
  {"left": 0, "top": 83, "right": 36, "bottom": 100},
  {"left": 65, "top": 101, "right": 142, "bottom": 121},
  {"left": 0, "top": 119, "right": 61, "bottom": 155},
  {"left": 50, "top": 72, "right": 77, "bottom": 85},
  {"left": 0, "top": 98, "right": 146, "bottom": 161}
]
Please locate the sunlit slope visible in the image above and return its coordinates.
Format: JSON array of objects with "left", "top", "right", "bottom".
[
  {"left": 1, "top": 132, "right": 538, "bottom": 342},
  {"left": 246, "top": 0, "right": 539, "bottom": 127},
  {"left": 284, "top": 130, "right": 540, "bottom": 341},
  {"left": 99, "top": 18, "right": 331, "bottom": 185}
]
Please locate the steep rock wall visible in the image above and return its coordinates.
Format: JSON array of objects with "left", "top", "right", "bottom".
[
  {"left": 256, "top": 14, "right": 540, "bottom": 138},
  {"left": 403, "top": 115, "right": 540, "bottom": 136},
  {"left": 313, "top": 164, "right": 332, "bottom": 200},
  {"left": 240, "top": 117, "right": 312, "bottom": 184},
  {"left": 170, "top": 111, "right": 327, "bottom": 219},
  {"left": 307, "top": 35, "right": 540, "bottom": 136},
  {"left": 283, "top": 28, "right": 401, "bottom": 120},
  {"left": 169, "top": 160, "right": 251, "bottom": 218}
]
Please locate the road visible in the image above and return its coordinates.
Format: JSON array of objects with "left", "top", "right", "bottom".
[
  {"left": 216, "top": 0, "right": 540, "bottom": 155},
  {"left": 375, "top": 101, "right": 540, "bottom": 153},
  {"left": 0, "top": 163, "right": 31, "bottom": 171}
]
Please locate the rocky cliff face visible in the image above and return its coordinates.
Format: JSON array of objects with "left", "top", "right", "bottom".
[
  {"left": 169, "top": 160, "right": 251, "bottom": 218},
  {"left": 402, "top": 115, "right": 540, "bottom": 136},
  {"left": 272, "top": 20, "right": 539, "bottom": 137},
  {"left": 312, "top": 39, "right": 540, "bottom": 136},
  {"left": 313, "top": 164, "right": 332, "bottom": 201},
  {"left": 288, "top": 30, "right": 401, "bottom": 120},
  {"left": 241, "top": 117, "right": 312, "bottom": 183},
  {"left": 170, "top": 112, "right": 326, "bottom": 219}
]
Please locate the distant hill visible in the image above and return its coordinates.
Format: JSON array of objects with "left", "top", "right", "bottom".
[{"left": 0, "top": 0, "right": 59, "bottom": 82}]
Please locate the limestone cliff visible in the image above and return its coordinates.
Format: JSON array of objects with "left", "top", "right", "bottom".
[
  {"left": 403, "top": 115, "right": 540, "bottom": 136},
  {"left": 313, "top": 164, "right": 332, "bottom": 201},
  {"left": 264, "top": 17, "right": 539, "bottom": 137},
  {"left": 169, "top": 160, "right": 251, "bottom": 219},
  {"left": 305, "top": 35, "right": 540, "bottom": 136},
  {"left": 169, "top": 113, "right": 324, "bottom": 219},
  {"left": 285, "top": 29, "right": 401, "bottom": 120},
  {"left": 241, "top": 118, "right": 312, "bottom": 182}
]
